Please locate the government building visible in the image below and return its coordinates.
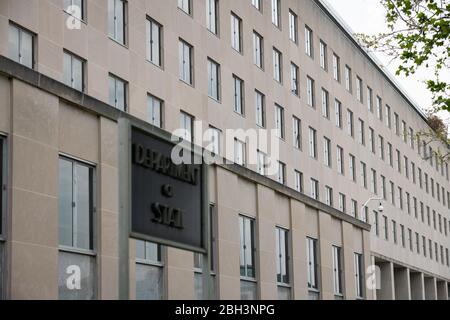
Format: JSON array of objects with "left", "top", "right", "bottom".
[{"left": 0, "top": 0, "right": 449, "bottom": 300}]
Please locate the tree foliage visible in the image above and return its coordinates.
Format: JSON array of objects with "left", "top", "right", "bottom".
[{"left": 357, "top": 0, "right": 450, "bottom": 113}]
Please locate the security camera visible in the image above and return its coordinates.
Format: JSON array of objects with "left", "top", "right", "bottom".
[{"left": 378, "top": 203, "right": 384, "bottom": 213}]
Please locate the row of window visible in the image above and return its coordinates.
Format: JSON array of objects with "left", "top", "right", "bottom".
[{"left": 373, "top": 213, "right": 450, "bottom": 266}]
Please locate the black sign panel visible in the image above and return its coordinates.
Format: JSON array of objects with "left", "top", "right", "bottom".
[{"left": 131, "top": 127, "right": 204, "bottom": 251}]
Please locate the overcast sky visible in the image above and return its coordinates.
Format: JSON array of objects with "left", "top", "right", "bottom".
[{"left": 325, "top": 0, "right": 449, "bottom": 122}]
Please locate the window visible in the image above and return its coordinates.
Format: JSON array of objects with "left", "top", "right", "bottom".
[
  {"left": 309, "top": 127, "right": 317, "bottom": 159},
  {"left": 325, "top": 186, "right": 333, "bottom": 206},
  {"left": 368, "top": 127, "right": 375, "bottom": 154},
  {"left": 233, "top": 75, "right": 244, "bottom": 115},
  {"left": 277, "top": 162, "right": 286, "bottom": 185},
  {"left": 310, "top": 179, "right": 319, "bottom": 200},
  {"left": 337, "top": 146, "right": 344, "bottom": 175},
  {"left": 404, "top": 156, "right": 409, "bottom": 179},
  {"left": 58, "top": 157, "right": 96, "bottom": 300},
  {"left": 332, "top": 246, "right": 343, "bottom": 297},
  {"left": 180, "top": 111, "right": 194, "bottom": 142},
  {"left": 332, "top": 53, "right": 340, "bottom": 81},
  {"left": 387, "top": 143, "right": 393, "bottom": 167},
  {"left": 146, "top": 17, "right": 163, "bottom": 66},
  {"left": 206, "top": 126, "right": 221, "bottom": 155},
  {"left": 206, "top": 0, "right": 219, "bottom": 35},
  {"left": 400, "top": 225, "right": 405, "bottom": 247},
  {"left": 276, "top": 228, "right": 290, "bottom": 288},
  {"left": 321, "top": 88, "right": 330, "bottom": 119},
  {"left": 108, "top": 0, "right": 127, "bottom": 45},
  {"left": 147, "top": 94, "right": 163, "bottom": 128},
  {"left": 231, "top": 13, "right": 242, "bottom": 53},
  {"left": 273, "top": 48, "right": 282, "bottom": 83},
  {"left": 255, "top": 90, "right": 265, "bottom": 126},
  {"left": 358, "top": 119, "right": 365, "bottom": 145},
  {"left": 306, "top": 238, "right": 319, "bottom": 296},
  {"left": 376, "top": 96, "right": 382, "bottom": 121},
  {"left": 371, "top": 169, "right": 377, "bottom": 194},
  {"left": 351, "top": 200, "right": 358, "bottom": 218},
  {"left": 367, "top": 87, "right": 373, "bottom": 112},
  {"left": 275, "top": 104, "right": 285, "bottom": 139},
  {"left": 378, "top": 135, "right": 384, "bottom": 160},
  {"left": 382, "top": 216, "right": 389, "bottom": 240},
  {"left": 422, "top": 236, "right": 427, "bottom": 257},
  {"left": 380, "top": 175, "right": 386, "bottom": 199},
  {"left": 398, "top": 187, "right": 403, "bottom": 210},
  {"left": 411, "top": 162, "right": 416, "bottom": 183},
  {"left": 306, "top": 76, "right": 315, "bottom": 107},
  {"left": 396, "top": 149, "right": 401, "bottom": 173},
  {"left": 319, "top": 40, "right": 327, "bottom": 70},
  {"left": 354, "top": 253, "right": 364, "bottom": 299},
  {"left": 338, "top": 193, "right": 346, "bottom": 213},
  {"left": 253, "top": 31, "right": 264, "bottom": 69},
  {"left": 323, "top": 137, "right": 331, "bottom": 167},
  {"left": 305, "top": 26, "right": 314, "bottom": 58},
  {"left": 207, "top": 58, "right": 220, "bottom": 100},
  {"left": 9, "top": 23, "right": 35, "bottom": 69},
  {"left": 179, "top": 39, "right": 193, "bottom": 85},
  {"left": 345, "top": 65, "right": 352, "bottom": 92},
  {"left": 288, "top": 10, "right": 298, "bottom": 43},
  {"left": 349, "top": 154, "right": 356, "bottom": 182},
  {"left": 252, "top": 0, "right": 261, "bottom": 11},
  {"left": 178, "top": 0, "right": 191, "bottom": 15},
  {"left": 394, "top": 113, "right": 400, "bottom": 135},
  {"left": 389, "top": 181, "right": 395, "bottom": 205},
  {"left": 392, "top": 221, "right": 397, "bottom": 244},
  {"left": 63, "top": 51, "right": 85, "bottom": 92},
  {"left": 356, "top": 76, "right": 363, "bottom": 102},
  {"left": 136, "top": 241, "right": 164, "bottom": 300},
  {"left": 64, "top": 0, "right": 86, "bottom": 21},
  {"left": 108, "top": 74, "right": 127, "bottom": 112},
  {"left": 293, "top": 117, "right": 302, "bottom": 149},
  {"left": 257, "top": 151, "right": 266, "bottom": 176},
  {"left": 347, "top": 109, "right": 354, "bottom": 137},
  {"left": 429, "top": 240, "right": 433, "bottom": 260},
  {"left": 271, "top": 0, "right": 281, "bottom": 27},
  {"left": 234, "top": 139, "right": 246, "bottom": 166},
  {"left": 401, "top": 121, "right": 407, "bottom": 142},
  {"left": 335, "top": 99, "right": 342, "bottom": 128},
  {"left": 415, "top": 233, "right": 420, "bottom": 254},
  {"left": 291, "top": 63, "right": 299, "bottom": 96},
  {"left": 409, "top": 128, "right": 414, "bottom": 149},
  {"left": 385, "top": 105, "right": 391, "bottom": 128},
  {"left": 360, "top": 162, "right": 367, "bottom": 189},
  {"left": 240, "top": 216, "right": 257, "bottom": 300},
  {"left": 295, "top": 170, "right": 303, "bottom": 193},
  {"left": 408, "top": 229, "right": 413, "bottom": 251}
]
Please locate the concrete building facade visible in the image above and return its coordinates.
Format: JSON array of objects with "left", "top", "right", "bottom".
[{"left": 0, "top": 0, "right": 448, "bottom": 300}]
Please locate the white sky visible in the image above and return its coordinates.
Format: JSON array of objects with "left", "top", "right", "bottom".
[{"left": 325, "top": 0, "right": 449, "bottom": 123}]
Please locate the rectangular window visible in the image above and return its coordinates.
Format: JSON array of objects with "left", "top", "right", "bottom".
[
  {"left": 380, "top": 175, "right": 386, "bottom": 199},
  {"left": 291, "top": 63, "right": 299, "bottom": 96},
  {"left": 206, "top": 0, "right": 219, "bottom": 35},
  {"left": 351, "top": 200, "right": 358, "bottom": 218},
  {"left": 231, "top": 13, "right": 242, "bottom": 53},
  {"left": 394, "top": 113, "right": 400, "bottom": 135},
  {"left": 383, "top": 216, "right": 388, "bottom": 240},
  {"left": 409, "top": 128, "right": 414, "bottom": 149},
  {"left": 338, "top": 193, "right": 346, "bottom": 213},
  {"left": 64, "top": 0, "right": 86, "bottom": 21},
  {"left": 253, "top": 31, "right": 264, "bottom": 69},
  {"left": 293, "top": 117, "right": 302, "bottom": 149},
  {"left": 400, "top": 225, "right": 405, "bottom": 247},
  {"left": 371, "top": 169, "right": 377, "bottom": 194},
  {"left": 392, "top": 221, "right": 397, "bottom": 244},
  {"left": 345, "top": 65, "right": 352, "bottom": 92},
  {"left": 273, "top": 48, "right": 282, "bottom": 83},
  {"left": 257, "top": 151, "right": 266, "bottom": 176},
  {"left": 369, "top": 127, "right": 375, "bottom": 153},
  {"left": 367, "top": 87, "right": 373, "bottom": 112},
  {"left": 389, "top": 181, "right": 395, "bottom": 205},
  {"left": 275, "top": 104, "right": 285, "bottom": 139},
  {"left": 234, "top": 139, "right": 246, "bottom": 166},
  {"left": 58, "top": 157, "right": 96, "bottom": 299},
  {"left": 252, "top": 0, "right": 261, "bottom": 11},
  {"left": 63, "top": 51, "right": 85, "bottom": 92},
  {"left": 347, "top": 109, "right": 354, "bottom": 137},
  {"left": 233, "top": 75, "right": 244, "bottom": 115},
  {"left": 240, "top": 216, "right": 257, "bottom": 300},
  {"left": 178, "top": 0, "right": 191, "bottom": 15},
  {"left": 147, "top": 94, "right": 163, "bottom": 128},
  {"left": 319, "top": 40, "right": 327, "bottom": 70},
  {"left": 396, "top": 149, "right": 401, "bottom": 173},
  {"left": 206, "top": 126, "right": 220, "bottom": 156},
  {"left": 309, "top": 127, "right": 317, "bottom": 159},
  {"left": 271, "top": 0, "right": 281, "bottom": 27},
  {"left": 306, "top": 76, "right": 315, "bottom": 107},
  {"left": 277, "top": 162, "right": 286, "bottom": 185},
  {"left": 335, "top": 99, "right": 342, "bottom": 128},
  {"left": 108, "top": 74, "right": 127, "bottom": 112},
  {"left": 360, "top": 162, "right": 367, "bottom": 189},
  {"left": 408, "top": 229, "right": 413, "bottom": 251},
  {"left": 289, "top": 10, "right": 298, "bottom": 43},
  {"left": 402, "top": 121, "right": 407, "bottom": 142},
  {"left": 323, "top": 137, "right": 331, "bottom": 167},
  {"left": 306, "top": 238, "right": 319, "bottom": 292},
  {"left": 354, "top": 253, "right": 364, "bottom": 298},
  {"left": 373, "top": 211, "right": 379, "bottom": 236},
  {"left": 332, "top": 246, "right": 343, "bottom": 296},
  {"left": 387, "top": 143, "right": 393, "bottom": 167},
  {"left": 136, "top": 241, "right": 164, "bottom": 300},
  {"left": 349, "top": 154, "right": 356, "bottom": 182},
  {"left": 255, "top": 90, "right": 265, "bottom": 127},
  {"left": 180, "top": 111, "right": 194, "bottom": 142},
  {"left": 207, "top": 58, "right": 220, "bottom": 100},
  {"left": 9, "top": 23, "right": 35, "bottom": 69},
  {"left": 332, "top": 53, "right": 340, "bottom": 81},
  {"left": 325, "top": 186, "right": 333, "bottom": 206},
  {"left": 378, "top": 135, "right": 384, "bottom": 160},
  {"left": 321, "top": 88, "right": 330, "bottom": 119},
  {"left": 376, "top": 96, "right": 383, "bottom": 121},
  {"left": 356, "top": 76, "right": 363, "bottom": 102},
  {"left": 358, "top": 119, "right": 365, "bottom": 145},
  {"left": 146, "top": 17, "right": 163, "bottom": 66},
  {"left": 295, "top": 170, "right": 303, "bottom": 193},
  {"left": 337, "top": 146, "right": 344, "bottom": 175},
  {"left": 310, "top": 179, "right": 319, "bottom": 200},
  {"left": 108, "top": 0, "right": 127, "bottom": 44},
  {"left": 276, "top": 228, "right": 290, "bottom": 286},
  {"left": 385, "top": 105, "right": 391, "bottom": 128},
  {"left": 305, "top": 26, "right": 314, "bottom": 58},
  {"left": 179, "top": 39, "right": 193, "bottom": 85}
]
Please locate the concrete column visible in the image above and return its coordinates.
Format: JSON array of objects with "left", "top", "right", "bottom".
[
  {"left": 394, "top": 267, "right": 411, "bottom": 300},
  {"left": 342, "top": 222, "right": 357, "bottom": 300},
  {"left": 318, "top": 211, "right": 334, "bottom": 300},
  {"left": 290, "top": 200, "right": 308, "bottom": 300},
  {"left": 376, "top": 261, "right": 395, "bottom": 300},
  {"left": 410, "top": 272, "right": 425, "bottom": 300},
  {"left": 424, "top": 277, "right": 437, "bottom": 300},
  {"left": 436, "top": 280, "right": 448, "bottom": 300}
]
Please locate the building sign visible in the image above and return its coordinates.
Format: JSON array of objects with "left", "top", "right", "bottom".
[{"left": 130, "top": 126, "right": 205, "bottom": 252}]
